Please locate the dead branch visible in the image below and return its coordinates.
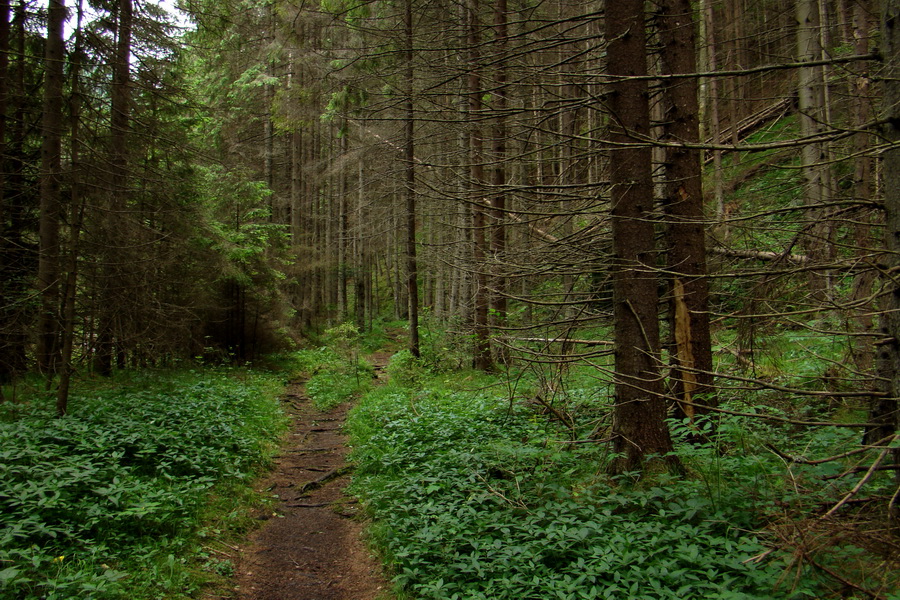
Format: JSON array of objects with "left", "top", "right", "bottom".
[
  {"left": 296, "top": 465, "right": 353, "bottom": 495},
  {"left": 510, "top": 337, "right": 613, "bottom": 346},
  {"left": 765, "top": 434, "right": 898, "bottom": 465},
  {"left": 710, "top": 246, "right": 810, "bottom": 265},
  {"left": 824, "top": 446, "right": 893, "bottom": 518}
]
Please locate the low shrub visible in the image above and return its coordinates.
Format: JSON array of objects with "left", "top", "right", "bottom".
[{"left": 385, "top": 349, "right": 430, "bottom": 387}]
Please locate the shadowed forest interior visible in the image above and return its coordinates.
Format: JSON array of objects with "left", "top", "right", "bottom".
[{"left": 2, "top": 0, "right": 900, "bottom": 598}]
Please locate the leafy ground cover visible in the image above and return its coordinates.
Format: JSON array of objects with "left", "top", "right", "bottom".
[
  {"left": 346, "top": 354, "right": 898, "bottom": 600},
  {"left": 0, "top": 368, "right": 287, "bottom": 600},
  {"left": 294, "top": 323, "right": 375, "bottom": 410}
]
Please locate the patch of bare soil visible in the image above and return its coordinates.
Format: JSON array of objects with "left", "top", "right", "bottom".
[{"left": 230, "top": 356, "right": 393, "bottom": 600}]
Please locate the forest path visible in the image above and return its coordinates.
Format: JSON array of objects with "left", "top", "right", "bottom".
[{"left": 230, "top": 352, "right": 394, "bottom": 600}]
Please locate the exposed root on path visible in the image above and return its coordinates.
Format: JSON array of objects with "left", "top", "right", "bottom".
[{"left": 227, "top": 369, "right": 390, "bottom": 600}]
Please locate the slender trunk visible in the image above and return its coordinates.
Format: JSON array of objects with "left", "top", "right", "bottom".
[
  {"left": 468, "top": 0, "right": 492, "bottom": 371},
  {"left": 355, "top": 157, "right": 366, "bottom": 330},
  {"left": 0, "top": 0, "right": 10, "bottom": 394},
  {"left": 725, "top": 0, "right": 742, "bottom": 168},
  {"left": 95, "top": 0, "right": 132, "bottom": 376},
  {"left": 37, "top": 0, "right": 66, "bottom": 376},
  {"left": 659, "top": 0, "right": 716, "bottom": 424},
  {"left": 703, "top": 0, "right": 726, "bottom": 234},
  {"left": 337, "top": 126, "right": 348, "bottom": 320},
  {"left": 490, "top": 0, "right": 508, "bottom": 363},
  {"left": 0, "top": 0, "right": 8, "bottom": 220},
  {"left": 404, "top": 0, "right": 420, "bottom": 357},
  {"left": 57, "top": 0, "right": 86, "bottom": 416},
  {"left": 1, "top": 2, "right": 28, "bottom": 382}
]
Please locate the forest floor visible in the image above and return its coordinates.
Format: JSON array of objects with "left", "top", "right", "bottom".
[{"left": 228, "top": 352, "right": 394, "bottom": 600}]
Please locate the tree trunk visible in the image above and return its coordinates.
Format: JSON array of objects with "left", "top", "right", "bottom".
[
  {"left": 37, "top": 0, "right": 66, "bottom": 376},
  {"left": 0, "top": 0, "right": 8, "bottom": 226},
  {"left": 95, "top": 0, "right": 133, "bottom": 376},
  {"left": 490, "top": 0, "right": 508, "bottom": 364},
  {"left": 797, "top": 0, "right": 832, "bottom": 301},
  {"left": 338, "top": 126, "right": 348, "bottom": 320},
  {"left": 605, "top": 0, "right": 677, "bottom": 474},
  {"left": 872, "top": 0, "right": 900, "bottom": 496},
  {"left": 701, "top": 0, "right": 727, "bottom": 236},
  {"left": 404, "top": 0, "right": 420, "bottom": 357},
  {"left": 2, "top": 1, "right": 29, "bottom": 381},
  {"left": 468, "top": 0, "right": 492, "bottom": 371},
  {"left": 850, "top": 2, "right": 877, "bottom": 373},
  {"left": 57, "top": 0, "right": 86, "bottom": 416},
  {"left": 658, "top": 0, "right": 716, "bottom": 424},
  {"left": 355, "top": 157, "right": 366, "bottom": 330},
  {"left": 0, "top": 0, "right": 10, "bottom": 394}
]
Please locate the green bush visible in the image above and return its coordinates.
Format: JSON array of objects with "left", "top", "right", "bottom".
[{"left": 385, "top": 349, "right": 430, "bottom": 387}]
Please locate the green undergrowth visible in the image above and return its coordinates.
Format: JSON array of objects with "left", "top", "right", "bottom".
[
  {"left": 346, "top": 354, "right": 897, "bottom": 600},
  {"left": 292, "top": 322, "right": 374, "bottom": 410},
  {"left": 0, "top": 367, "right": 287, "bottom": 600}
]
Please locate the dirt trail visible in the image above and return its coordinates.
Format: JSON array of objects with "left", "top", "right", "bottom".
[{"left": 231, "top": 353, "right": 393, "bottom": 600}]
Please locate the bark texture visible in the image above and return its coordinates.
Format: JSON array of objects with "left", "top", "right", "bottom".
[
  {"left": 37, "top": 0, "right": 66, "bottom": 375},
  {"left": 873, "top": 0, "right": 900, "bottom": 494},
  {"left": 606, "top": 0, "right": 676, "bottom": 473},
  {"left": 658, "top": 0, "right": 715, "bottom": 423}
]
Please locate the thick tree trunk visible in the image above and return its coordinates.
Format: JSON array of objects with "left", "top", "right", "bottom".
[
  {"left": 872, "top": 0, "right": 900, "bottom": 497},
  {"left": 605, "top": 0, "right": 677, "bottom": 474},
  {"left": 850, "top": 2, "right": 877, "bottom": 373}
]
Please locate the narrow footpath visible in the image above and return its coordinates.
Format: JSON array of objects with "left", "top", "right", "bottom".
[{"left": 231, "top": 353, "right": 393, "bottom": 600}]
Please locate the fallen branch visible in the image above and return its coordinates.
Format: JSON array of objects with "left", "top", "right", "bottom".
[
  {"left": 765, "top": 433, "right": 897, "bottom": 465},
  {"left": 710, "top": 246, "right": 809, "bottom": 265},
  {"left": 297, "top": 465, "right": 353, "bottom": 495},
  {"left": 823, "top": 446, "right": 892, "bottom": 518}
]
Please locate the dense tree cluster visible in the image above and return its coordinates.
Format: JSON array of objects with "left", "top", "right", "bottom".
[
  {"left": 0, "top": 0, "right": 291, "bottom": 412},
  {"left": 1, "top": 0, "right": 897, "bottom": 508},
  {"left": 2, "top": 0, "right": 900, "bottom": 593},
  {"left": 173, "top": 0, "right": 896, "bottom": 476}
]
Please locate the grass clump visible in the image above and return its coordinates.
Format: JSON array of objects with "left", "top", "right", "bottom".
[{"left": 0, "top": 368, "right": 287, "bottom": 600}]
